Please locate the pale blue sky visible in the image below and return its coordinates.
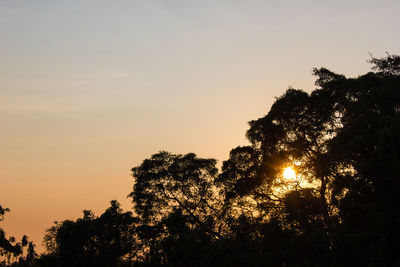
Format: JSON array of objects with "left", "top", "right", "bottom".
[{"left": 1, "top": 0, "right": 399, "bottom": 251}]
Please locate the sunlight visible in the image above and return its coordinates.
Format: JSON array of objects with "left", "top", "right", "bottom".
[{"left": 282, "top": 167, "right": 296, "bottom": 181}]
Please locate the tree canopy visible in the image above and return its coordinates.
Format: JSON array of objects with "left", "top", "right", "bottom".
[{"left": 2, "top": 54, "right": 400, "bottom": 267}]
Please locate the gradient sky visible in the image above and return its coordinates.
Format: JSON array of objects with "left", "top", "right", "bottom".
[{"left": 1, "top": 0, "right": 399, "bottom": 251}]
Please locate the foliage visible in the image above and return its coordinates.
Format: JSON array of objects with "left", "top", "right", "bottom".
[
  {"left": 0, "top": 206, "right": 37, "bottom": 267},
  {"left": 2, "top": 54, "right": 400, "bottom": 266},
  {"left": 39, "top": 200, "right": 138, "bottom": 267}
]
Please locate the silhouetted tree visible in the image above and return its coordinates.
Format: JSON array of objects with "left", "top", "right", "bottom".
[
  {"left": 217, "top": 53, "right": 400, "bottom": 265},
  {"left": 324, "top": 54, "right": 400, "bottom": 265},
  {"left": 129, "top": 152, "right": 219, "bottom": 225},
  {"left": 40, "top": 201, "right": 138, "bottom": 267},
  {"left": 128, "top": 152, "right": 233, "bottom": 265},
  {"left": 10, "top": 53, "right": 399, "bottom": 266},
  {"left": 0, "top": 205, "right": 36, "bottom": 267}
]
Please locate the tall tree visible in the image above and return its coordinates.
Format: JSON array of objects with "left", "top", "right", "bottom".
[
  {"left": 129, "top": 152, "right": 228, "bottom": 265},
  {"left": 218, "top": 54, "right": 400, "bottom": 265},
  {"left": 130, "top": 152, "right": 220, "bottom": 230}
]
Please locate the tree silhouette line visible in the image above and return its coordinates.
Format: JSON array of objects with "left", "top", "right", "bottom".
[{"left": 1, "top": 54, "right": 399, "bottom": 266}]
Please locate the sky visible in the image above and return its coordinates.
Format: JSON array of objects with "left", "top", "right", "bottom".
[{"left": 1, "top": 0, "right": 399, "bottom": 252}]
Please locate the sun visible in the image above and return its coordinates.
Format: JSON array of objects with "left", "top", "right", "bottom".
[{"left": 282, "top": 167, "right": 296, "bottom": 181}]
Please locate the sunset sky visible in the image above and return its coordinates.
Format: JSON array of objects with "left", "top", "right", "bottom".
[{"left": 1, "top": 0, "right": 399, "bottom": 251}]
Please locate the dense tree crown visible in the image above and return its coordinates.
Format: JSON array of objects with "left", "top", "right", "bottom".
[{"left": 2, "top": 54, "right": 399, "bottom": 266}]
